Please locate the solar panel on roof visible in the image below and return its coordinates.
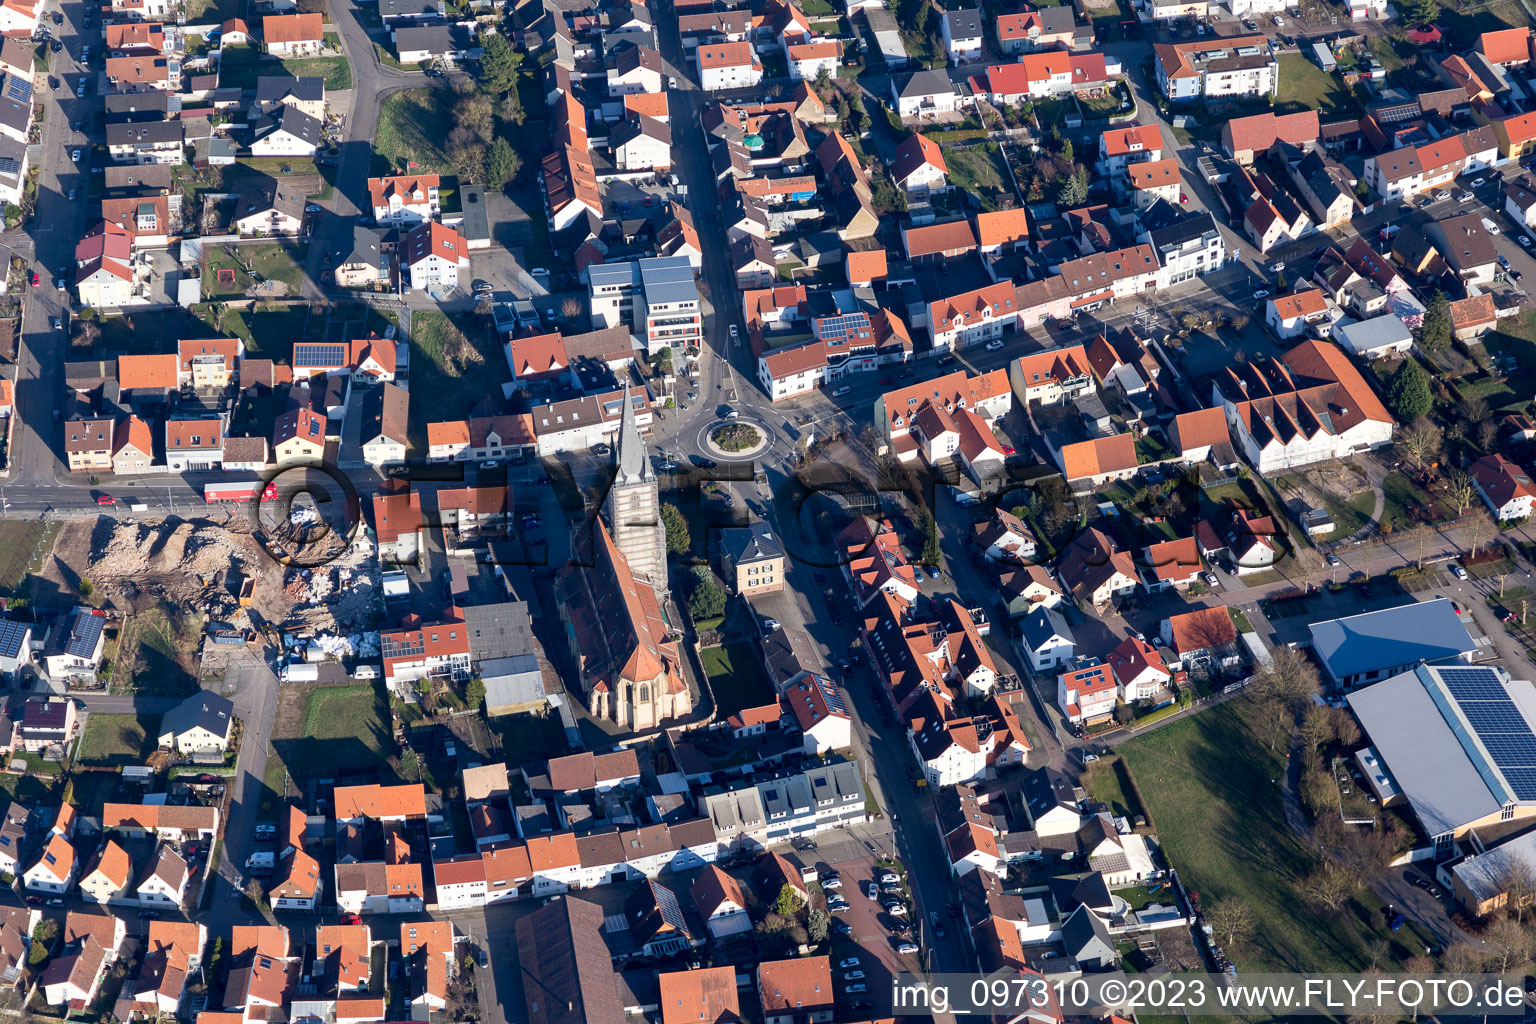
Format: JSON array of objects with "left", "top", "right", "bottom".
[
  {"left": 5, "top": 78, "right": 29, "bottom": 102},
  {"left": 296, "top": 343, "right": 346, "bottom": 367},
  {"left": 1439, "top": 666, "right": 1536, "bottom": 800}
]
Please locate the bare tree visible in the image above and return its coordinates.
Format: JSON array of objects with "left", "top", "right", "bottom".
[
  {"left": 1303, "top": 862, "right": 1357, "bottom": 911},
  {"left": 1248, "top": 645, "right": 1322, "bottom": 713},
  {"left": 1300, "top": 703, "right": 1333, "bottom": 754},
  {"left": 1364, "top": 938, "right": 1392, "bottom": 971},
  {"left": 1205, "top": 899, "right": 1255, "bottom": 952},
  {"left": 1330, "top": 707, "right": 1360, "bottom": 749},
  {"left": 1500, "top": 854, "right": 1536, "bottom": 925},
  {"left": 1290, "top": 547, "right": 1324, "bottom": 590},
  {"left": 1484, "top": 917, "right": 1535, "bottom": 974},
  {"left": 1443, "top": 468, "right": 1477, "bottom": 518},
  {"left": 1465, "top": 511, "right": 1496, "bottom": 558},
  {"left": 1399, "top": 418, "right": 1443, "bottom": 472},
  {"left": 1441, "top": 942, "right": 1486, "bottom": 975}
]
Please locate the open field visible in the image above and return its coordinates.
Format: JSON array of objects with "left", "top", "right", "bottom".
[
  {"left": 700, "top": 643, "right": 775, "bottom": 718},
  {"left": 1120, "top": 701, "right": 1437, "bottom": 971},
  {"left": 939, "top": 144, "right": 1013, "bottom": 211},
  {"left": 269, "top": 682, "right": 395, "bottom": 788},
  {"left": 374, "top": 89, "right": 454, "bottom": 176},
  {"left": 219, "top": 305, "right": 313, "bottom": 363},
  {"left": 218, "top": 45, "right": 353, "bottom": 90},
  {"left": 406, "top": 311, "right": 505, "bottom": 454},
  {"left": 1275, "top": 53, "right": 1358, "bottom": 116},
  {"left": 77, "top": 712, "right": 162, "bottom": 766},
  {"left": 0, "top": 522, "right": 49, "bottom": 593}
]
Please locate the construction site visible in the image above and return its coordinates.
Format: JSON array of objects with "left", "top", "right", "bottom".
[{"left": 37, "top": 514, "right": 384, "bottom": 679}]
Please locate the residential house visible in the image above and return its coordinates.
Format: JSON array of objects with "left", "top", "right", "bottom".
[
  {"left": 158, "top": 691, "right": 235, "bottom": 753},
  {"left": 1265, "top": 288, "right": 1332, "bottom": 339},
  {"left": 164, "top": 418, "right": 224, "bottom": 472},
  {"left": 359, "top": 382, "right": 408, "bottom": 468},
  {"left": 718, "top": 522, "right": 785, "bottom": 594},
  {"left": 757, "top": 957, "right": 833, "bottom": 1024},
  {"left": 254, "top": 75, "right": 325, "bottom": 121},
  {"left": 233, "top": 182, "right": 305, "bottom": 236},
  {"left": 262, "top": 13, "right": 323, "bottom": 55},
  {"left": 892, "top": 68, "right": 957, "bottom": 119},
  {"left": 272, "top": 406, "right": 326, "bottom": 466},
  {"left": 1162, "top": 607, "right": 1240, "bottom": 669},
  {"left": 23, "top": 833, "right": 76, "bottom": 893},
  {"left": 890, "top": 133, "right": 947, "bottom": 197},
  {"left": 368, "top": 174, "right": 439, "bottom": 226},
  {"left": 697, "top": 42, "right": 763, "bottom": 90},
  {"left": 1058, "top": 660, "right": 1116, "bottom": 724},
  {"left": 111, "top": 417, "right": 154, "bottom": 475},
  {"left": 941, "top": 8, "right": 983, "bottom": 62},
  {"left": 250, "top": 105, "right": 322, "bottom": 158},
  {"left": 401, "top": 221, "right": 470, "bottom": 294},
  {"left": 1471, "top": 453, "right": 1536, "bottom": 520},
  {"left": 1108, "top": 635, "right": 1172, "bottom": 703},
  {"left": 1021, "top": 606, "right": 1075, "bottom": 671},
  {"left": 1154, "top": 35, "right": 1277, "bottom": 100}
]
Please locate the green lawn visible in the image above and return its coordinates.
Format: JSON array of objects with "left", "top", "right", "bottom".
[
  {"left": 219, "top": 305, "right": 311, "bottom": 362},
  {"left": 77, "top": 713, "right": 162, "bottom": 767},
  {"left": 937, "top": 144, "right": 1013, "bottom": 211},
  {"left": 269, "top": 683, "right": 395, "bottom": 788},
  {"left": 1084, "top": 756, "right": 1146, "bottom": 821},
  {"left": 201, "top": 244, "right": 309, "bottom": 300},
  {"left": 374, "top": 89, "right": 455, "bottom": 176},
  {"left": 406, "top": 311, "right": 506, "bottom": 455},
  {"left": 1121, "top": 702, "right": 1432, "bottom": 972},
  {"left": 700, "top": 643, "right": 777, "bottom": 718},
  {"left": 218, "top": 45, "right": 353, "bottom": 90},
  {"left": 1275, "top": 53, "right": 1357, "bottom": 116},
  {"left": 0, "top": 522, "right": 47, "bottom": 594}
]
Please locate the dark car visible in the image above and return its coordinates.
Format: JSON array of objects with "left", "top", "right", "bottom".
[{"left": 690, "top": 454, "right": 717, "bottom": 469}]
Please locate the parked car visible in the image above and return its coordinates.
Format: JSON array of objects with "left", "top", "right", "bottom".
[
  {"left": 866, "top": 882, "right": 879, "bottom": 900},
  {"left": 822, "top": 877, "right": 842, "bottom": 889},
  {"left": 844, "top": 971, "right": 865, "bottom": 980},
  {"left": 1252, "top": 289, "right": 1269, "bottom": 299},
  {"left": 838, "top": 958, "right": 860, "bottom": 969},
  {"left": 1451, "top": 564, "right": 1468, "bottom": 580},
  {"left": 897, "top": 942, "right": 919, "bottom": 954},
  {"left": 985, "top": 339, "right": 1003, "bottom": 351},
  {"left": 1326, "top": 553, "right": 1340, "bottom": 566},
  {"left": 95, "top": 494, "right": 115, "bottom": 505}
]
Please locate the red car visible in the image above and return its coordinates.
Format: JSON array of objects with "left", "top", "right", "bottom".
[
  {"left": 339, "top": 912, "right": 360, "bottom": 925},
  {"left": 1001, "top": 444, "right": 1016, "bottom": 454},
  {"left": 95, "top": 495, "right": 115, "bottom": 505}
]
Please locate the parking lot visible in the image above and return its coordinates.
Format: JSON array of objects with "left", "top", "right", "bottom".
[{"left": 789, "top": 834, "right": 922, "bottom": 1015}]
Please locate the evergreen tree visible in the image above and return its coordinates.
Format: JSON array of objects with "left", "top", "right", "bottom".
[
  {"left": 1384, "top": 358, "right": 1433, "bottom": 422},
  {"left": 1419, "top": 291, "right": 1453, "bottom": 351},
  {"left": 477, "top": 32, "right": 522, "bottom": 93},
  {"left": 486, "top": 137, "right": 519, "bottom": 187}
]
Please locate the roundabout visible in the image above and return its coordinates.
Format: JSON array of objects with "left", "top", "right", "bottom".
[{"left": 695, "top": 416, "right": 774, "bottom": 461}]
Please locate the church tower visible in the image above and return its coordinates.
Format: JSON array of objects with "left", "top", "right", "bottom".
[{"left": 604, "top": 388, "right": 666, "bottom": 591}]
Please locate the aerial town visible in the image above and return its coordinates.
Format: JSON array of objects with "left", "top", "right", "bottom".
[{"left": 0, "top": 0, "right": 1529, "bottom": 1013}]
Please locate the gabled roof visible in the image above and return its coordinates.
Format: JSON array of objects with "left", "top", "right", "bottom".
[
  {"left": 1166, "top": 606, "right": 1237, "bottom": 654},
  {"left": 890, "top": 133, "right": 946, "bottom": 184}
]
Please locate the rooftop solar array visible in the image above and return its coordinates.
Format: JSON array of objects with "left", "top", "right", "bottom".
[
  {"left": 5, "top": 77, "right": 30, "bottom": 103},
  {"left": 1441, "top": 667, "right": 1536, "bottom": 800},
  {"left": 814, "top": 674, "right": 846, "bottom": 716},
  {"left": 67, "top": 612, "right": 105, "bottom": 658},
  {"left": 381, "top": 634, "right": 425, "bottom": 660},
  {"left": 295, "top": 342, "right": 346, "bottom": 367}
]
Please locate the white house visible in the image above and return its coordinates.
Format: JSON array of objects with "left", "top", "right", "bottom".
[
  {"left": 1265, "top": 288, "right": 1333, "bottom": 340},
  {"left": 689, "top": 866, "right": 751, "bottom": 940},
  {"left": 784, "top": 672, "right": 852, "bottom": 754},
  {"left": 1021, "top": 606, "right": 1075, "bottom": 672},
  {"left": 249, "top": 106, "right": 321, "bottom": 158},
  {"left": 892, "top": 68, "right": 956, "bottom": 119},
  {"left": 1107, "top": 636, "right": 1172, "bottom": 703},
  {"left": 941, "top": 8, "right": 983, "bottom": 63},
  {"left": 696, "top": 42, "right": 763, "bottom": 91},
  {"left": 401, "top": 221, "right": 470, "bottom": 294},
  {"left": 787, "top": 40, "right": 840, "bottom": 80},
  {"left": 133, "top": 846, "right": 190, "bottom": 907},
  {"left": 1470, "top": 454, "right": 1536, "bottom": 521},
  {"left": 157, "top": 691, "right": 235, "bottom": 753},
  {"left": 1057, "top": 661, "right": 1117, "bottom": 724},
  {"left": 368, "top": 174, "right": 439, "bottom": 226},
  {"left": 23, "top": 834, "right": 76, "bottom": 893}
]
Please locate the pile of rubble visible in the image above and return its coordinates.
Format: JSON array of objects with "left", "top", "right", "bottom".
[
  {"left": 281, "top": 552, "right": 382, "bottom": 633},
  {"left": 89, "top": 518, "right": 260, "bottom": 581}
]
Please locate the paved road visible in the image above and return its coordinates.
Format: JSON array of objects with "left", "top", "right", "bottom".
[{"left": 201, "top": 649, "right": 283, "bottom": 915}]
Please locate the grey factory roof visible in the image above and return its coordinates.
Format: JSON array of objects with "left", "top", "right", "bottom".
[
  {"left": 1347, "top": 664, "right": 1536, "bottom": 838},
  {"left": 464, "top": 602, "right": 544, "bottom": 710},
  {"left": 1309, "top": 598, "right": 1476, "bottom": 681},
  {"left": 1334, "top": 314, "right": 1413, "bottom": 355}
]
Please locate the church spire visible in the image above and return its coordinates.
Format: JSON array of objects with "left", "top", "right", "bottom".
[{"left": 613, "top": 384, "right": 653, "bottom": 487}]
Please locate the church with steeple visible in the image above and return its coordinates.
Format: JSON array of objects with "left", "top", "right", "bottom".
[{"left": 604, "top": 387, "right": 666, "bottom": 594}]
